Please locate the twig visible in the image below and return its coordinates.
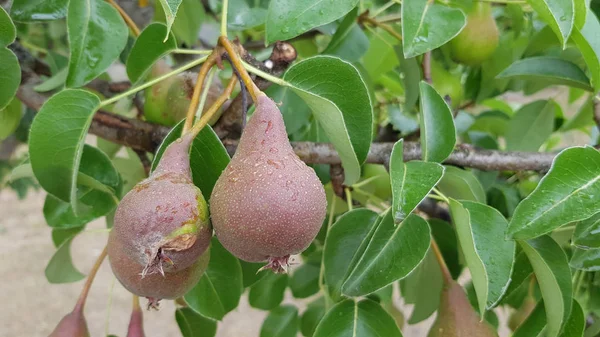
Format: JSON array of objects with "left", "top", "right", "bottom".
[
  {"left": 75, "top": 245, "right": 108, "bottom": 311},
  {"left": 134, "top": 150, "right": 151, "bottom": 176},
  {"left": 182, "top": 51, "right": 218, "bottom": 134},
  {"left": 358, "top": 13, "right": 402, "bottom": 42},
  {"left": 422, "top": 52, "right": 432, "bottom": 84},
  {"left": 218, "top": 37, "right": 258, "bottom": 101},
  {"left": 188, "top": 76, "right": 238, "bottom": 138},
  {"left": 330, "top": 164, "right": 345, "bottom": 199},
  {"left": 106, "top": 0, "right": 141, "bottom": 36},
  {"left": 593, "top": 98, "right": 600, "bottom": 132}
]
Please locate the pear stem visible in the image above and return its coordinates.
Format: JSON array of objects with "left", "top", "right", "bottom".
[
  {"left": 218, "top": 36, "right": 259, "bottom": 102},
  {"left": 319, "top": 193, "right": 337, "bottom": 310},
  {"left": 344, "top": 188, "right": 353, "bottom": 211},
  {"left": 221, "top": 0, "right": 229, "bottom": 36},
  {"left": 182, "top": 51, "right": 219, "bottom": 134},
  {"left": 173, "top": 49, "right": 212, "bottom": 55},
  {"left": 188, "top": 76, "right": 238, "bottom": 139},
  {"left": 106, "top": 0, "right": 140, "bottom": 36},
  {"left": 75, "top": 244, "right": 108, "bottom": 312},
  {"left": 195, "top": 67, "right": 218, "bottom": 120},
  {"left": 242, "top": 61, "right": 288, "bottom": 86},
  {"left": 359, "top": 13, "right": 402, "bottom": 42},
  {"left": 431, "top": 239, "right": 453, "bottom": 285}
]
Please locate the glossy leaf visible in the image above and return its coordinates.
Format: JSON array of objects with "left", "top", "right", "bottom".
[
  {"left": 34, "top": 68, "right": 68, "bottom": 93},
  {"left": 301, "top": 298, "right": 326, "bottom": 337},
  {"left": 323, "top": 208, "right": 379, "bottom": 300},
  {"left": 400, "top": 249, "right": 443, "bottom": 324},
  {"left": 265, "top": 0, "right": 358, "bottom": 44},
  {"left": 390, "top": 140, "right": 444, "bottom": 223},
  {"left": 260, "top": 305, "right": 299, "bottom": 337},
  {"left": 52, "top": 227, "right": 84, "bottom": 247},
  {"left": 0, "top": 6, "right": 15, "bottom": 45},
  {"left": 158, "top": 0, "right": 183, "bottom": 41},
  {"left": 572, "top": 212, "right": 600, "bottom": 249},
  {"left": 66, "top": 0, "right": 128, "bottom": 87},
  {"left": 264, "top": 85, "right": 311, "bottom": 136},
  {"left": 500, "top": 251, "right": 533, "bottom": 304},
  {"left": 29, "top": 90, "right": 100, "bottom": 212},
  {"left": 152, "top": 120, "right": 230, "bottom": 201},
  {"left": 572, "top": 7, "right": 600, "bottom": 91},
  {"left": 402, "top": 0, "right": 466, "bottom": 58},
  {"left": 512, "top": 300, "right": 546, "bottom": 337},
  {"left": 396, "top": 45, "right": 421, "bottom": 113},
  {"left": 45, "top": 236, "right": 85, "bottom": 283},
  {"left": 419, "top": 81, "right": 456, "bottom": 163},
  {"left": 449, "top": 199, "right": 515, "bottom": 315},
  {"left": 526, "top": 0, "right": 574, "bottom": 47},
  {"left": 249, "top": 273, "right": 289, "bottom": 310},
  {"left": 561, "top": 97, "right": 594, "bottom": 131},
  {"left": 184, "top": 238, "right": 243, "bottom": 320},
  {"left": 227, "top": 0, "right": 266, "bottom": 31},
  {"left": 507, "top": 146, "right": 600, "bottom": 239},
  {"left": 520, "top": 236, "right": 572, "bottom": 337},
  {"left": 497, "top": 57, "right": 592, "bottom": 91},
  {"left": 126, "top": 23, "right": 177, "bottom": 83},
  {"left": 0, "top": 98, "right": 21, "bottom": 140},
  {"left": 322, "top": 9, "right": 368, "bottom": 62},
  {"left": 240, "top": 261, "right": 268, "bottom": 288},
  {"left": 0, "top": 48, "right": 21, "bottom": 110},
  {"left": 290, "top": 262, "right": 320, "bottom": 299},
  {"left": 313, "top": 299, "right": 402, "bottom": 337},
  {"left": 437, "top": 166, "right": 486, "bottom": 203},
  {"left": 559, "top": 300, "right": 585, "bottom": 337},
  {"left": 570, "top": 247, "right": 600, "bottom": 271},
  {"left": 175, "top": 307, "right": 217, "bottom": 337},
  {"left": 342, "top": 210, "right": 430, "bottom": 296},
  {"left": 283, "top": 56, "right": 372, "bottom": 184},
  {"left": 10, "top": 0, "right": 67, "bottom": 22},
  {"left": 505, "top": 100, "right": 557, "bottom": 152}
]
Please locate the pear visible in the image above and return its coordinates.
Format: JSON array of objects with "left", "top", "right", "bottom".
[
  {"left": 126, "top": 296, "right": 146, "bottom": 337},
  {"left": 450, "top": 2, "right": 499, "bottom": 65},
  {"left": 427, "top": 281, "right": 497, "bottom": 337},
  {"left": 210, "top": 94, "right": 327, "bottom": 272},
  {"left": 431, "top": 60, "right": 464, "bottom": 109},
  {"left": 49, "top": 303, "right": 89, "bottom": 337}
]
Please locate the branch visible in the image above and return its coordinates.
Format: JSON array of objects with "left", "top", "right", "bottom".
[{"left": 594, "top": 97, "right": 600, "bottom": 132}]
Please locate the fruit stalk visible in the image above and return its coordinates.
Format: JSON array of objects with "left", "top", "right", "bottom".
[
  {"left": 76, "top": 245, "right": 108, "bottom": 311},
  {"left": 218, "top": 36, "right": 259, "bottom": 102},
  {"left": 431, "top": 239, "right": 453, "bottom": 285},
  {"left": 106, "top": 0, "right": 141, "bottom": 36},
  {"left": 188, "top": 76, "right": 238, "bottom": 139},
  {"left": 182, "top": 51, "right": 219, "bottom": 134}
]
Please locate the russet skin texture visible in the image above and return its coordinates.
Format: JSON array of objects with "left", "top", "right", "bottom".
[{"left": 210, "top": 95, "right": 326, "bottom": 271}]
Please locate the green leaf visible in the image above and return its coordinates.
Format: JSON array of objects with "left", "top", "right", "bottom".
[
  {"left": 322, "top": 9, "right": 368, "bottom": 62},
  {"left": 497, "top": 57, "right": 593, "bottom": 91},
  {"left": 437, "top": 166, "right": 486, "bottom": 203},
  {"left": 395, "top": 45, "right": 421, "bottom": 113},
  {"left": 324, "top": 208, "right": 380, "bottom": 300},
  {"left": 158, "top": 0, "right": 183, "bottom": 41},
  {"left": 301, "top": 298, "right": 326, "bottom": 337},
  {"left": 0, "top": 98, "right": 21, "bottom": 140},
  {"left": 500, "top": 251, "right": 533, "bottom": 305},
  {"left": 572, "top": 212, "right": 600, "bottom": 249},
  {"left": 400, "top": 249, "right": 443, "bottom": 324},
  {"left": 390, "top": 140, "right": 444, "bottom": 223},
  {"left": 570, "top": 247, "right": 600, "bottom": 271},
  {"left": 175, "top": 307, "right": 217, "bottom": 337},
  {"left": 249, "top": 273, "right": 289, "bottom": 310},
  {"left": 0, "top": 48, "right": 21, "bottom": 110},
  {"left": 260, "top": 305, "right": 299, "bottom": 337},
  {"left": 10, "top": 0, "right": 68, "bottom": 22},
  {"left": 419, "top": 81, "right": 456, "bottom": 163},
  {"left": 313, "top": 299, "right": 402, "bottom": 337},
  {"left": 45, "top": 236, "right": 85, "bottom": 283},
  {"left": 52, "top": 227, "right": 84, "bottom": 247},
  {"left": 227, "top": 0, "right": 266, "bottom": 31},
  {"left": 290, "top": 262, "right": 320, "bottom": 299},
  {"left": 282, "top": 56, "right": 372, "bottom": 184},
  {"left": 152, "top": 120, "right": 230, "bottom": 201},
  {"left": 0, "top": 6, "right": 16, "bottom": 45},
  {"left": 526, "top": 0, "right": 574, "bottom": 48},
  {"left": 401, "top": 0, "right": 466, "bottom": 58},
  {"left": 559, "top": 300, "right": 585, "bottom": 337},
  {"left": 561, "top": 97, "right": 594, "bottom": 131},
  {"left": 505, "top": 100, "right": 557, "bottom": 152},
  {"left": 507, "top": 146, "right": 600, "bottom": 239},
  {"left": 429, "top": 218, "right": 462, "bottom": 279},
  {"left": 265, "top": 85, "right": 311, "bottom": 136},
  {"left": 513, "top": 300, "right": 546, "bottom": 337},
  {"left": 184, "top": 238, "right": 243, "bottom": 320},
  {"left": 342, "top": 210, "right": 431, "bottom": 296},
  {"left": 240, "top": 260, "right": 268, "bottom": 288},
  {"left": 362, "top": 31, "right": 399, "bottom": 81},
  {"left": 34, "top": 68, "right": 68, "bottom": 93},
  {"left": 126, "top": 23, "right": 177, "bottom": 83},
  {"left": 265, "top": 0, "right": 359, "bottom": 45},
  {"left": 66, "top": 0, "right": 128, "bottom": 87},
  {"left": 572, "top": 7, "right": 600, "bottom": 91},
  {"left": 29, "top": 90, "right": 100, "bottom": 213},
  {"left": 449, "top": 199, "right": 515, "bottom": 316},
  {"left": 520, "top": 236, "right": 572, "bottom": 337}
]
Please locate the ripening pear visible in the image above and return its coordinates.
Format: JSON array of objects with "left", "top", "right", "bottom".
[
  {"left": 210, "top": 93, "right": 327, "bottom": 273},
  {"left": 450, "top": 2, "right": 499, "bottom": 65},
  {"left": 431, "top": 60, "right": 464, "bottom": 109},
  {"left": 48, "top": 303, "right": 89, "bottom": 337}
]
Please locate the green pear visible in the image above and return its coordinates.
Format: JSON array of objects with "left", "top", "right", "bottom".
[
  {"left": 450, "top": 2, "right": 499, "bottom": 65},
  {"left": 431, "top": 60, "right": 464, "bottom": 109}
]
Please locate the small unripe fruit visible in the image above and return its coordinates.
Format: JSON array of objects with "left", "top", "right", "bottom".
[
  {"left": 450, "top": 2, "right": 499, "bottom": 65},
  {"left": 49, "top": 305, "right": 89, "bottom": 337},
  {"left": 210, "top": 94, "right": 327, "bottom": 272},
  {"left": 126, "top": 297, "right": 146, "bottom": 337},
  {"left": 431, "top": 60, "right": 464, "bottom": 109}
]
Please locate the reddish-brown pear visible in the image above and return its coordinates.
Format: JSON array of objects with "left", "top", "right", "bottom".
[
  {"left": 210, "top": 94, "right": 327, "bottom": 272},
  {"left": 48, "top": 303, "right": 89, "bottom": 337},
  {"left": 126, "top": 296, "right": 146, "bottom": 337}
]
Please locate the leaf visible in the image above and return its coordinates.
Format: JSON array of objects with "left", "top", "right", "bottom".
[
  {"left": 34, "top": 68, "right": 68, "bottom": 92},
  {"left": 45, "top": 236, "right": 85, "bottom": 283},
  {"left": 390, "top": 140, "right": 444, "bottom": 223},
  {"left": 260, "top": 305, "right": 299, "bottom": 337},
  {"left": 301, "top": 298, "right": 326, "bottom": 337},
  {"left": 526, "top": 0, "right": 574, "bottom": 47},
  {"left": 400, "top": 249, "right": 443, "bottom": 324},
  {"left": 313, "top": 299, "right": 403, "bottom": 337},
  {"left": 10, "top": 0, "right": 68, "bottom": 22},
  {"left": 0, "top": 48, "right": 21, "bottom": 110},
  {"left": 559, "top": 300, "right": 585, "bottom": 337},
  {"left": 158, "top": 0, "right": 183, "bottom": 41},
  {"left": 52, "top": 227, "right": 84, "bottom": 247},
  {"left": 0, "top": 98, "right": 21, "bottom": 140},
  {"left": 513, "top": 300, "right": 546, "bottom": 337},
  {"left": 282, "top": 56, "right": 372, "bottom": 184},
  {"left": 395, "top": 45, "right": 421, "bottom": 113},
  {"left": 175, "top": 307, "right": 217, "bottom": 337},
  {"left": 265, "top": 0, "right": 359, "bottom": 45},
  {"left": 419, "top": 81, "right": 456, "bottom": 163},
  {"left": 497, "top": 57, "right": 593, "bottom": 91},
  {"left": 126, "top": 23, "right": 177, "bottom": 83},
  {"left": 172, "top": 0, "right": 204, "bottom": 45},
  {"left": 342, "top": 210, "right": 431, "bottom": 296},
  {"left": 520, "top": 236, "right": 572, "bottom": 337},
  {"left": 561, "top": 97, "right": 594, "bottom": 131},
  {"left": 29, "top": 89, "right": 100, "bottom": 213},
  {"left": 240, "top": 260, "right": 268, "bottom": 288},
  {"left": 507, "top": 146, "right": 600, "bottom": 239},
  {"left": 572, "top": 7, "right": 600, "bottom": 91},
  {"left": 264, "top": 85, "right": 311, "bottom": 136},
  {"left": 505, "top": 100, "right": 557, "bottom": 152},
  {"left": 449, "top": 199, "right": 515, "bottom": 316},
  {"left": 66, "top": 0, "right": 128, "bottom": 88},
  {"left": 573, "top": 212, "right": 600, "bottom": 249},
  {"left": 322, "top": 9, "right": 369, "bottom": 62},
  {"left": 227, "top": 0, "right": 267, "bottom": 31},
  {"left": 184, "top": 238, "right": 243, "bottom": 320},
  {"left": 249, "top": 273, "right": 289, "bottom": 310},
  {"left": 0, "top": 6, "right": 15, "bottom": 45},
  {"left": 499, "top": 251, "right": 533, "bottom": 305},
  {"left": 323, "top": 208, "right": 380, "bottom": 300},
  {"left": 401, "top": 0, "right": 466, "bottom": 58},
  {"left": 289, "top": 262, "right": 320, "bottom": 299},
  {"left": 151, "top": 120, "right": 230, "bottom": 201},
  {"left": 570, "top": 247, "right": 600, "bottom": 271},
  {"left": 437, "top": 166, "right": 486, "bottom": 203}
]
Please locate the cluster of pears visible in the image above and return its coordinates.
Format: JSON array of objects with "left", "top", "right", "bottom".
[{"left": 450, "top": 2, "right": 499, "bottom": 65}]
